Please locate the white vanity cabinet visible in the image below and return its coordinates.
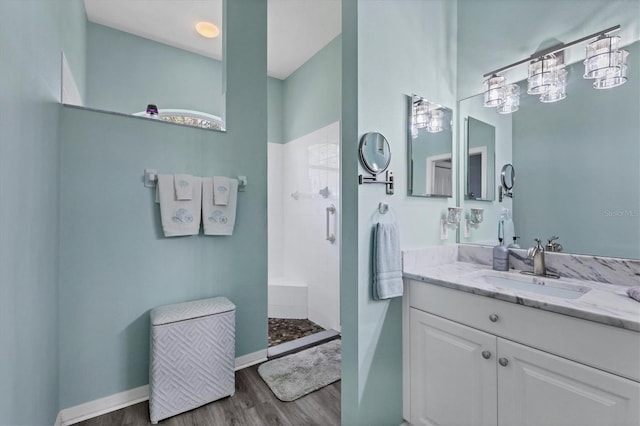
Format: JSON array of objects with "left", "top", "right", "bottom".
[{"left": 404, "top": 280, "right": 640, "bottom": 426}]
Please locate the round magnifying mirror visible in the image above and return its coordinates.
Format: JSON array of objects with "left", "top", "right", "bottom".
[
  {"left": 501, "top": 164, "right": 515, "bottom": 190},
  {"left": 359, "top": 132, "right": 391, "bottom": 175}
]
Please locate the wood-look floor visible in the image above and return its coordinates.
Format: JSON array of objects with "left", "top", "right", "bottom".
[{"left": 76, "top": 364, "right": 341, "bottom": 426}]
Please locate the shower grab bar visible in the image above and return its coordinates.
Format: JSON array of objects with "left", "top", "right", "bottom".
[{"left": 326, "top": 204, "right": 336, "bottom": 244}]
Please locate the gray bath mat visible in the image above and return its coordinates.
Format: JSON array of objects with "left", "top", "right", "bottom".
[{"left": 258, "top": 339, "right": 341, "bottom": 401}]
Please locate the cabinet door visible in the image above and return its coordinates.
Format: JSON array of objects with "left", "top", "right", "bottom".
[
  {"left": 410, "top": 308, "right": 497, "bottom": 426},
  {"left": 498, "top": 339, "right": 640, "bottom": 426}
]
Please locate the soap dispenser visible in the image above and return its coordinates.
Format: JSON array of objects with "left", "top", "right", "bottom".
[
  {"left": 508, "top": 236, "right": 520, "bottom": 249},
  {"left": 493, "top": 222, "right": 510, "bottom": 271}
]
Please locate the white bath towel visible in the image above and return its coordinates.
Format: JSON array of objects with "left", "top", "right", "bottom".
[
  {"left": 203, "top": 177, "right": 238, "bottom": 235},
  {"left": 213, "top": 176, "right": 230, "bottom": 206},
  {"left": 174, "top": 174, "right": 193, "bottom": 201},
  {"left": 156, "top": 174, "right": 202, "bottom": 237},
  {"left": 372, "top": 222, "right": 403, "bottom": 300}
]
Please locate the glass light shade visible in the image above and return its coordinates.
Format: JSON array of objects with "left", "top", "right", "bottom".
[
  {"left": 583, "top": 36, "right": 623, "bottom": 79},
  {"left": 593, "top": 61, "right": 628, "bottom": 89},
  {"left": 414, "top": 102, "right": 428, "bottom": 128},
  {"left": 540, "top": 68, "right": 568, "bottom": 103},
  {"left": 483, "top": 75, "right": 506, "bottom": 107},
  {"left": 411, "top": 125, "right": 419, "bottom": 139},
  {"left": 497, "top": 84, "right": 520, "bottom": 114},
  {"left": 426, "top": 109, "right": 444, "bottom": 133},
  {"left": 527, "top": 54, "right": 557, "bottom": 95}
]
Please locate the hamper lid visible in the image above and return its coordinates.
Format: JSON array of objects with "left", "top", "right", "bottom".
[{"left": 150, "top": 297, "right": 235, "bottom": 326}]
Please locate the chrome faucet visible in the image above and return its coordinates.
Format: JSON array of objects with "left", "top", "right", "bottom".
[{"left": 527, "top": 238, "right": 546, "bottom": 276}]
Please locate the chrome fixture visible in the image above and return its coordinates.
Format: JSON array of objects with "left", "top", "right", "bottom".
[
  {"left": 545, "top": 235, "right": 563, "bottom": 253},
  {"left": 527, "top": 238, "right": 547, "bottom": 276},
  {"left": 325, "top": 204, "right": 336, "bottom": 244},
  {"left": 482, "top": 25, "right": 628, "bottom": 114},
  {"left": 498, "top": 164, "right": 515, "bottom": 202}
]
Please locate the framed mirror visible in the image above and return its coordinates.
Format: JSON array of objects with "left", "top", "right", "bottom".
[
  {"left": 359, "top": 132, "right": 391, "bottom": 175},
  {"left": 408, "top": 95, "right": 454, "bottom": 197},
  {"left": 61, "top": 0, "right": 225, "bottom": 131},
  {"left": 465, "top": 117, "right": 496, "bottom": 201}
]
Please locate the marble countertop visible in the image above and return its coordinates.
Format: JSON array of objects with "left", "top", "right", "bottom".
[{"left": 404, "top": 260, "right": 640, "bottom": 332}]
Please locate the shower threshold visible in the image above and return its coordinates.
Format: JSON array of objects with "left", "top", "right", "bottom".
[{"left": 267, "top": 329, "right": 341, "bottom": 360}]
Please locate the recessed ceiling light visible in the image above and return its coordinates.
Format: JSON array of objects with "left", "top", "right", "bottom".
[{"left": 195, "top": 21, "right": 220, "bottom": 39}]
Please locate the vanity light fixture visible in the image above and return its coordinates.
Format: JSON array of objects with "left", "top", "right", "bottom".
[
  {"left": 481, "top": 24, "right": 628, "bottom": 113},
  {"left": 540, "top": 68, "right": 568, "bottom": 103},
  {"left": 483, "top": 74, "right": 506, "bottom": 107},
  {"left": 426, "top": 109, "right": 445, "bottom": 133},
  {"left": 195, "top": 21, "right": 220, "bottom": 39},
  {"left": 497, "top": 84, "right": 520, "bottom": 114},
  {"left": 527, "top": 54, "right": 559, "bottom": 95}
]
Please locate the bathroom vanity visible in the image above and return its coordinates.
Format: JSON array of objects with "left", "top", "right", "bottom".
[{"left": 402, "top": 246, "right": 640, "bottom": 426}]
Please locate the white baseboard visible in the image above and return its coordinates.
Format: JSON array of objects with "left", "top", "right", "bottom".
[
  {"left": 235, "top": 348, "right": 268, "bottom": 370},
  {"left": 59, "top": 385, "right": 149, "bottom": 426},
  {"left": 56, "top": 349, "right": 267, "bottom": 426}
]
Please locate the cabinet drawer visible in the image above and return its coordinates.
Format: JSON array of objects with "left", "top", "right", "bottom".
[{"left": 408, "top": 279, "right": 640, "bottom": 382}]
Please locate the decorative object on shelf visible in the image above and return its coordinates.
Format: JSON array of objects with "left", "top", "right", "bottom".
[
  {"left": 499, "top": 164, "right": 515, "bottom": 202},
  {"left": 481, "top": 25, "right": 628, "bottom": 114},
  {"left": 358, "top": 132, "right": 394, "bottom": 195},
  {"left": 463, "top": 207, "right": 485, "bottom": 238},
  {"left": 441, "top": 207, "right": 463, "bottom": 240},
  {"left": 470, "top": 208, "right": 484, "bottom": 224}
]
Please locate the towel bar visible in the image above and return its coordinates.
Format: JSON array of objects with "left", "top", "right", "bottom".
[{"left": 144, "top": 169, "right": 247, "bottom": 191}]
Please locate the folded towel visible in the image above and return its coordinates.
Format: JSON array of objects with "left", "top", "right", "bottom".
[
  {"left": 627, "top": 287, "right": 640, "bottom": 302},
  {"left": 372, "top": 222, "right": 403, "bottom": 300},
  {"left": 156, "top": 174, "right": 202, "bottom": 237},
  {"left": 213, "top": 176, "right": 230, "bottom": 206},
  {"left": 203, "top": 177, "right": 238, "bottom": 235},
  {"left": 174, "top": 174, "right": 193, "bottom": 201}
]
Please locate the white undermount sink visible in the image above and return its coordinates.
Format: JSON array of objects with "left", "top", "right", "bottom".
[{"left": 465, "top": 270, "right": 592, "bottom": 300}]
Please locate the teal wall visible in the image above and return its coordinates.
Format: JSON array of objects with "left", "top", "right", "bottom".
[
  {"left": 0, "top": 1, "right": 62, "bottom": 424},
  {"left": 86, "top": 22, "right": 224, "bottom": 116},
  {"left": 282, "top": 35, "right": 342, "bottom": 143},
  {"left": 349, "top": 1, "right": 458, "bottom": 424},
  {"left": 58, "top": 0, "right": 267, "bottom": 408},
  {"left": 268, "top": 77, "right": 284, "bottom": 143},
  {"left": 513, "top": 41, "right": 640, "bottom": 258},
  {"left": 59, "top": 0, "right": 87, "bottom": 100},
  {"left": 340, "top": 1, "right": 360, "bottom": 424}
]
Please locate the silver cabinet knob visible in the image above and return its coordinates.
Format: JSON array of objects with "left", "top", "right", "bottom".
[
  {"left": 498, "top": 357, "right": 509, "bottom": 367},
  {"left": 489, "top": 314, "right": 499, "bottom": 322},
  {"left": 482, "top": 351, "right": 492, "bottom": 359}
]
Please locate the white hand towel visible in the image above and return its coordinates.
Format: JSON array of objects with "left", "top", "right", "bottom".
[
  {"left": 213, "top": 176, "right": 230, "bottom": 205},
  {"left": 203, "top": 177, "right": 238, "bottom": 235},
  {"left": 157, "top": 174, "right": 201, "bottom": 237},
  {"left": 373, "top": 222, "right": 403, "bottom": 300},
  {"left": 174, "top": 174, "right": 193, "bottom": 201}
]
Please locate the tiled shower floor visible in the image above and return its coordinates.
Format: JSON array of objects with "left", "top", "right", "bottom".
[{"left": 268, "top": 318, "right": 325, "bottom": 347}]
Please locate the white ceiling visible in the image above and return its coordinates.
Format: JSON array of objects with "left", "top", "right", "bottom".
[{"left": 84, "top": 0, "right": 342, "bottom": 80}]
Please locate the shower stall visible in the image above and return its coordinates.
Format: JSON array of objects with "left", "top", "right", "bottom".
[{"left": 267, "top": 122, "right": 341, "bottom": 352}]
